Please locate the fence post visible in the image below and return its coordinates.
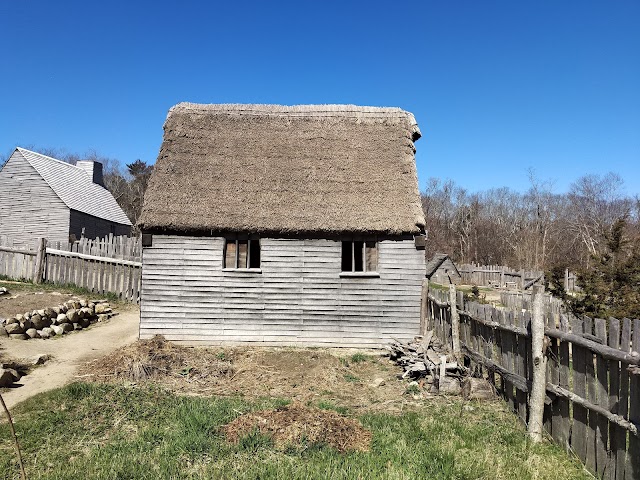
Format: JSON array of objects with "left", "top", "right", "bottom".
[
  {"left": 33, "top": 238, "right": 47, "bottom": 284},
  {"left": 449, "top": 284, "right": 461, "bottom": 359},
  {"left": 528, "top": 284, "right": 547, "bottom": 442},
  {"left": 420, "top": 278, "right": 429, "bottom": 334}
]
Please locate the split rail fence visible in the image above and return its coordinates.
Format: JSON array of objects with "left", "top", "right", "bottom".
[
  {"left": 0, "top": 235, "right": 142, "bottom": 303},
  {"left": 426, "top": 286, "right": 639, "bottom": 480}
]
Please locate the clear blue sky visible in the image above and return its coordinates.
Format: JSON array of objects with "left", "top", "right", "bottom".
[{"left": 1, "top": 1, "right": 638, "bottom": 195}]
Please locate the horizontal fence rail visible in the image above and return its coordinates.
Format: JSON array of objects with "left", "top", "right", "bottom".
[
  {"left": 426, "top": 286, "right": 639, "bottom": 480},
  {"left": 0, "top": 235, "right": 141, "bottom": 303}
]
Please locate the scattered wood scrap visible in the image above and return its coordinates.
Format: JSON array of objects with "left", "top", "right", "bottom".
[{"left": 386, "top": 331, "right": 472, "bottom": 395}]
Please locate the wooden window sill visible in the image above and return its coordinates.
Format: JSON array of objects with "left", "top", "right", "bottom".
[
  {"left": 339, "top": 272, "right": 380, "bottom": 278},
  {"left": 222, "top": 268, "right": 262, "bottom": 274}
]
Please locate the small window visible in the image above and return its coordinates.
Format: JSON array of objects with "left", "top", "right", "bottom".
[
  {"left": 224, "top": 237, "right": 261, "bottom": 269},
  {"left": 342, "top": 240, "right": 377, "bottom": 272}
]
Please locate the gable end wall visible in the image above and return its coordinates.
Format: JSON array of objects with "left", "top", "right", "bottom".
[{"left": 0, "top": 151, "right": 70, "bottom": 245}]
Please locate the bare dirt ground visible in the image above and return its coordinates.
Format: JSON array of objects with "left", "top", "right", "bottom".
[
  {"left": 81, "top": 336, "right": 415, "bottom": 413},
  {"left": 0, "top": 304, "right": 139, "bottom": 409},
  {"left": 0, "top": 288, "right": 77, "bottom": 319}
]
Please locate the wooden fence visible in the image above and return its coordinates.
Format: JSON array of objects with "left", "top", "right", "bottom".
[
  {"left": 499, "top": 290, "right": 566, "bottom": 317},
  {"left": 0, "top": 235, "right": 142, "bottom": 303},
  {"left": 426, "top": 287, "right": 639, "bottom": 479},
  {"left": 458, "top": 263, "right": 579, "bottom": 291}
]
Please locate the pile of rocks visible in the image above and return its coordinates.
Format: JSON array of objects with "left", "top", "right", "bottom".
[{"left": 0, "top": 298, "right": 115, "bottom": 340}]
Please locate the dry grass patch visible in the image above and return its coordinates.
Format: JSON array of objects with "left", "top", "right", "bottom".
[{"left": 223, "top": 401, "right": 371, "bottom": 452}]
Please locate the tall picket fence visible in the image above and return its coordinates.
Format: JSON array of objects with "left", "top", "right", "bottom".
[
  {"left": 0, "top": 235, "right": 142, "bottom": 303},
  {"left": 427, "top": 287, "right": 639, "bottom": 479}
]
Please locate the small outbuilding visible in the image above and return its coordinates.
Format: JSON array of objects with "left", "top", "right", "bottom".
[
  {"left": 138, "top": 103, "right": 427, "bottom": 347},
  {"left": 0, "top": 148, "right": 132, "bottom": 245},
  {"left": 425, "top": 253, "right": 461, "bottom": 285}
]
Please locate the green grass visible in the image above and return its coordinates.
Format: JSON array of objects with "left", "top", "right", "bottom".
[{"left": 0, "top": 383, "right": 589, "bottom": 479}]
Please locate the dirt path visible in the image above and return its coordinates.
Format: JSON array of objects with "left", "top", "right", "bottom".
[{"left": 1, "top": 306, "right": 139, "bottom": 409}]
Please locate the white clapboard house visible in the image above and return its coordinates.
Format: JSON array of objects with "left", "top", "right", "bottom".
[
  {"left": 0, "top": 147, "right": 132, "bottom": 244},
  {"left": 138, "top": 103, "right": 427, "bottom": 347}
]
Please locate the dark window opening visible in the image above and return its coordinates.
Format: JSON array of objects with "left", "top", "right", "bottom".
[
  {"left": 342, "top": 240, "right": 377, "bottom": 272},
  {"left": 224, "top": 237, "right": 261, "bottom": 269}
]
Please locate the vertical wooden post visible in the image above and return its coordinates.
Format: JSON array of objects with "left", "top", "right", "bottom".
[
  {"left": 420, "top": 278, "right": 429, "bottom": 335},
  {"left": 520, "top": 269, "right": 525, "bottom": 290},
  {"left": 564, "top": 268, "right": 569, "bottom": 292},
  {"left": 33, "top": 237, "right": 46, "bottom": 284},
  {"left": 528, "top": 284, "right": 547, "bottom": 442},
  {"left": 500, "top": 266, "right": 505, "bottom": 288},
  {"left": 449, "top": 284, "right": 461, "bottom": 359}
]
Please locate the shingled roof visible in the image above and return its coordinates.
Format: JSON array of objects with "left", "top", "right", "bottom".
[
  {"left": 15, "top": 148, "right": 131, "bottom": 226},
  {"left": 139, "top": 103, "right": 425, "bottom": 236}
]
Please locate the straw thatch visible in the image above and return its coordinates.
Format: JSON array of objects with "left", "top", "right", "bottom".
[{"left": 139, "top": 103, "right": 425, "bottom": 236}]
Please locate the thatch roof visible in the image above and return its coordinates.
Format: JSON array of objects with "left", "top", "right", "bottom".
[{"left": 139, "top": 103, "right": 425, "bottom": 236}]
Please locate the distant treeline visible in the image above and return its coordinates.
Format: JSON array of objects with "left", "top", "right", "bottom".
[{"left": 421, "top": 172, "right": 639, "bottom": 273}]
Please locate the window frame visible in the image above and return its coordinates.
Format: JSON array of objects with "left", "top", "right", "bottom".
[
  {"left": 340, "top": 238, "right": 379, "bottom": 277},
  {"left": 223, "top": 236, "right": 261, "bottom": 272}
]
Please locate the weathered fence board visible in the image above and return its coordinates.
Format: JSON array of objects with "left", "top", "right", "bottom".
[
  {"left": 0, "top": 234, "right": 142, "bottom": 303},
  {"left": 426, "top": 287, "right": 639, "bottom": 480}
]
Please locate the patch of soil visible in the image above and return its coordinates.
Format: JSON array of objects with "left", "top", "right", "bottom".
[
  {"left": 0, "top": 290, "right": 76, "bottom": 319},
  {"left": 80, "top": 336, "right": 233, "bottom": 388},
  {"left": 223, "top": 402, "right": 371, "bottom": 452},
  {"left": 82, "top": 336, "right": 410, "bottom": 412}
]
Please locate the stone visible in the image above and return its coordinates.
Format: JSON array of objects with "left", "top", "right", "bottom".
[
  {"left": 79, "top": 299, "right": 88, "bottom": 307},
  {"left": 80, "top": 318, "right": 91, "bottom": 328},
  {"left": 13, "top": 314, "right": 23, "bottom": 323},
  {"left": 73, "top": 323, "right": 83, "bottom": 331},
  {"left": 52, "top": 306, "right": 61, "bottom": 315},
  {"left": 97, "top": 314, "right": 110, "bottom": 322},
  {"left": 60, "top": 322, "right": 74, "bottom": 333},
  {"left": 80, "top": 307, "right": 93, "bottom": 318},
  {"left": 371, "top": 377, "right": 386, "bottom": 388},
  {"left": 5, "top": 323, "right": 25, "bottom": 335},
  {"left": 50, "top": 325, "right": 64, "bottom": 336},
  {"left": 25, "top": 328, "right": 38, "bottom": 339},
  {"left": 66, "top": 309, "right": 79, "bottom": 323},
  {"left": 56, "top": 313, "right": 68, "bottom": 325},
  {"left": 21, "top": 319, "right": 33, "bottom": 331},
  {"left": 59, "top": 304, "right": 68, "bottom": 313},
  {"left": 40, "top": 327, "right": 52, "bottom": 338},
  {"left": 44, "top": 307, "right": 56, "bottom": 318},
  {"left": 31, "top": 314, "right": 49, "bottom": 329},
  {"left": 9, "top": 334, "right": 29, "bottom": 340},
  {"left": 95, "top": 304, "right": 112, "bottom": 314},
  {"left": 31, "top": 353, "right": 51, "bottom": 365},
  {"left": 0, "top": 369, "right": 18, "bottom": 387},
  {"left": 37, "top": 309, "right": 46, "bottom": 317}
]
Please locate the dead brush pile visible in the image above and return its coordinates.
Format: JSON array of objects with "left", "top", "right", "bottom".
[
  {"left": 223, "top": 402, "right": 371, "bottom": 453},
  {"left": 80, "top": 335, "right": 233, "bottom": 385}
]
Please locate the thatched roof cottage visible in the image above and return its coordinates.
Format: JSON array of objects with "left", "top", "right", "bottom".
[{"left": 139, "top": 103, "right": 427, "bottom": 347}]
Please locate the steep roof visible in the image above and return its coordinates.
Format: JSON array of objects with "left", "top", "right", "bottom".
[
  {"left": 15, "top": 148, "right": 132, "bottom": 226},
  {"left": 425, "top": 253, "right": 460, "bottom": 278},
  {"left": 139, "top": 103, "right": 426, "bottom": 236}
]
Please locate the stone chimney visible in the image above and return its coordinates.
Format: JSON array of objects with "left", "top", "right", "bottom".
[{"left": 76, "top": 161, "right": 104, "bottom": 187}]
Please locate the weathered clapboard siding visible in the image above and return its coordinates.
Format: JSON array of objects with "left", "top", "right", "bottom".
[
  {"left": 69, "top": 210, "right": 131, "bottom": 240},
  {"left": 0, "top": 150, "right": 70, "bottom": 245},
  {"left": 140, "top": 235, "right": 425, "bottom": 347}
]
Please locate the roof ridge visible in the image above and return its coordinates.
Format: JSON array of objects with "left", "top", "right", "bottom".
[{"left": 17, "top": 147, "right": 86, "bottom": 172}]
